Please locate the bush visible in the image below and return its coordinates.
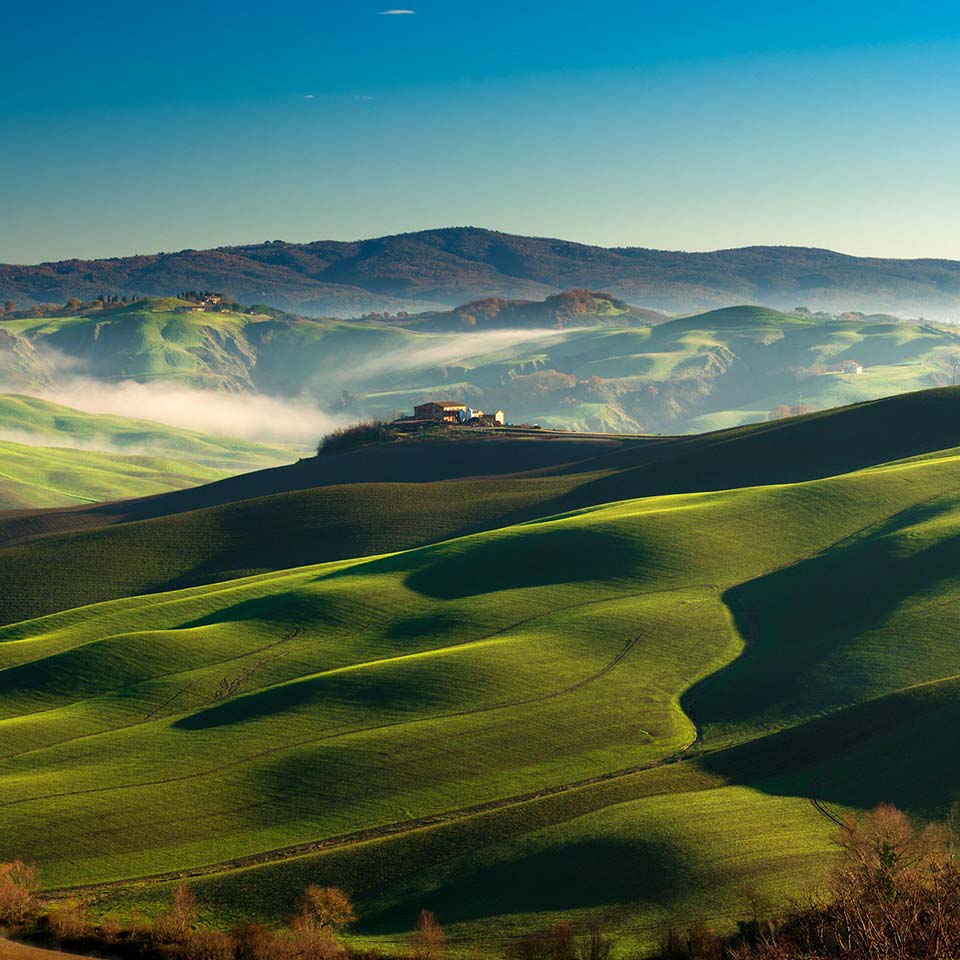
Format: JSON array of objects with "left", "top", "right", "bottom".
[
  {"left": 153, "top": 882, "right": 200, "bottom": 943},
  {"left": 719, "top": 803, "right": 960, "bottom": 959},
  {"left": 284, "top": 924, "right": 344, "bottom": 960},
  {"left": 295, "top": 886, "right": 356, "bottom": 932},
  {"left": 317, "top": 421, "right": 398, "bottom": 455},
  {"left": 0, "top": 860, "right": 39, "bottom": 924},
  {"left": 231, "top": 922, "right": 277, "bottom": 960},
  {"left": 45, "top": 900, "right": 90, "bottom": 941}
]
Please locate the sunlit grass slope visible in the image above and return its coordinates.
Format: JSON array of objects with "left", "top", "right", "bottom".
[
  {"left": 0, "top": 439, "right": 228, "bottom": 508},
  {"left": 7, "top": 441, "right": 960, "bottom": 949},
  {"left": 3, "top": 387, "right": 960, "bottom": 625},
  {"left": 0, "top": 394, "right": 297, "bottom": 472}
]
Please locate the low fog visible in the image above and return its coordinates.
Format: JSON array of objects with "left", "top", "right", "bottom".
[
  {"left": 33, "top": 379, "right": 345, "bottom": 447},
  {"left": 350, "top": 327, "right": 570, "bottom": 380}
]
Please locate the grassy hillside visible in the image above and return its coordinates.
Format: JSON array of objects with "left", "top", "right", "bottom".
[
  {"left": 3, "top": 388, "right": 960, "bottom": 626},
  {"left": 5, "top": 396, "right": 960, "bottom": 951},
  {"left": 0, "top": 440, "right": 228, "bottom": 509},
  {"left": 0, "top": 394, "right": 297, "bottom": 472},
  {"left": 5, "top": 297, "right": 960, "bottom": 435}
]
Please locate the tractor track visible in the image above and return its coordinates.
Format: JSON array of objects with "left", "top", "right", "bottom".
[{"left": 52, "top": 723, "right": 702, "bottom": 896}]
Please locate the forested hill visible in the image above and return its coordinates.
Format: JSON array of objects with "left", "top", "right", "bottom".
[{"left": 6, "top": 227, "right": 960, "bottom": 318}]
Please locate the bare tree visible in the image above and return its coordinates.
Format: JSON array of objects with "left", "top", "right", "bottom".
[{"left": 411, "top": 909, "right": 446, "bottom": 960}]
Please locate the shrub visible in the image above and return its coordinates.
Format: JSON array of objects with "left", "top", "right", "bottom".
[
  {"left": 0, "top": 860, "right": 40, "bottom": 924},
  {"left": 180, "top": 927, "right": 235, "bottom": 960},
  {"left": 284, "top": 924, "right": 344, "bottom": 960},
  {"left": 296, "top": 886, "right": 356, "bottom": 932},
  {"left": 154, "top": 882, "right": 200, "bottom": 942},
  {"left": 46, "top": 900, "right": 90, "bottom": 941},
  {"left": 576, "top": 916, "right": 613, "bottom": 960},
  {"left": 231, "top": 922, "right": 277, "bottom": 960},
  {"left": 317, "top": 421, "right": 399, "bottom": 455},
  {"left": 723, "top": 803, "right": 960, "bottom": 959}
]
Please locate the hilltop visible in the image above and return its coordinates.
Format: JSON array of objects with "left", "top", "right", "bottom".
[
  {"left": 6, "top": 227, "right": 960, "bottom": 317},
  {"left": 389, "top": 289, "right": 670, "bottom": 331},
  {"left": 4, "top": 387, "right": 960, "bottom": 625}
]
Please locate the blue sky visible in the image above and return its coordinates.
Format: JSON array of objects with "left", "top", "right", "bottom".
[{"left": 4, "top": 1, "right": 960, "bottom": 263}]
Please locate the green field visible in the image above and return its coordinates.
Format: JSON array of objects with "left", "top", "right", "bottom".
[
  {"left": 4, "top": 389, "right": 960, "bottom": 953},
  {"left": 0, "top": 439, "right": 229, "bottom": 509},
  {"left": 0, "top": 394, "right": 298, "bottom": 508},
  {"left": 0, "top": 394, "right": 298, "bottom": 471}
]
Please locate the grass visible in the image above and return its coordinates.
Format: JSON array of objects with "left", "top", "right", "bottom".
[
  {"left": 5, "top": 405, "right": 960, "bottom": 949},
  {"left": 7, "top": 386, "right": 960, "bottom": 624},
  {"left": 7, "top": 298, "right": 960, "bottom": 437},
  {"left": 0, "top": 394, "right": 298, "bottom": 473},
  {"left": 0, "top": 439, "right": 228, "bottom": 509}
]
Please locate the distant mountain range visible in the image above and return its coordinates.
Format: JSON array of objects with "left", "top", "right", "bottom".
[{"left": 6, "top": 227, "right": 960, "bottom": 318}]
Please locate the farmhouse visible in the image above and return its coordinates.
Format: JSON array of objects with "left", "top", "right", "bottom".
[
  {"left": 414, "top": 401, "right": 468, "bottom": 422},
  {"left": 840, "top": 360, "right": 864, "bottom": 375},
  {"left": 409, "top": 401, "right": 506, "bottom": 426},
  {"left": 464, "top": 408, "right": 505, "bottom": 426}
]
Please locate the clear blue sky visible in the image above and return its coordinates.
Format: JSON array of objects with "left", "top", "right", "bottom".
[{"left": 4, "top": 1, "right": 960, "bottom": 263}]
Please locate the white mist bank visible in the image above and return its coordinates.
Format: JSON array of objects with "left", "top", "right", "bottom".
[
  {"left": 23, "top": 380, "right": 345, "bottom": 448},
  {"left": 349, "top": 327, "right": 571, "bottom": 379}
]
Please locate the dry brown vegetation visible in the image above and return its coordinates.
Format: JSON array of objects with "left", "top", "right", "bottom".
[
  {"left": 660, "top": 803, "right": 960, "bottom": 959},
  {"left": 8, "top": 806, "right": 960, "bottom": 960},
  {"left": 0, "top": 862, "right": 39, "bottom": 925}
]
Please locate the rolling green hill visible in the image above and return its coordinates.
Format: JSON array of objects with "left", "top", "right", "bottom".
[
  {"left": 0, "top": 393, "right": 299, "bottom": 509},
  {"left": 4, "top": 389, "right": 960, "bottom": 953},
  {"left": 5, "top": 297, "right": 960, "bottom": 435},
  {"left": 0, "top": 394, "right": 297, "bottom": 472},
  {"left": 0, "top": 439, "right": 228, "bottom": 509},
  {"left": 2, "top": 387, "right": 960, "bottom": 626}
]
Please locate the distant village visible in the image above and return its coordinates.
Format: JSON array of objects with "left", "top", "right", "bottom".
[{"left": 394, "top": 400, "right": 509, "bottom": 429}]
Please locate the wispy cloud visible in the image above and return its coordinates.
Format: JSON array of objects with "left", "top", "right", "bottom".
[
  {"left": 378, "top": 9, "right": 415, "bottom": 14},
  {"left": 303, "top": 94, "right": 315, "bottom": 99}
]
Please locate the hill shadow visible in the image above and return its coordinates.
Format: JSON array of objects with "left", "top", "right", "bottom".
[
  {"left": 177, "top": 591, "right": 351, "bottom": 630},
  {"left": 355, "top": 838, "right": 685, "bottom": 934},
  {"left": 404, "top": 527, "right": 638, "bottom": 600},
  {"left": 697, "top": 675, "right": 960, "bottom": 817},
  {"left": 682, "top": 496, "right": 960, "bottom": 734}
]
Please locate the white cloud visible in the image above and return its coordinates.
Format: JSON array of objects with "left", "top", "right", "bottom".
[{"left": 303, "top": 94, "right": 315, "bottom": 99}]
